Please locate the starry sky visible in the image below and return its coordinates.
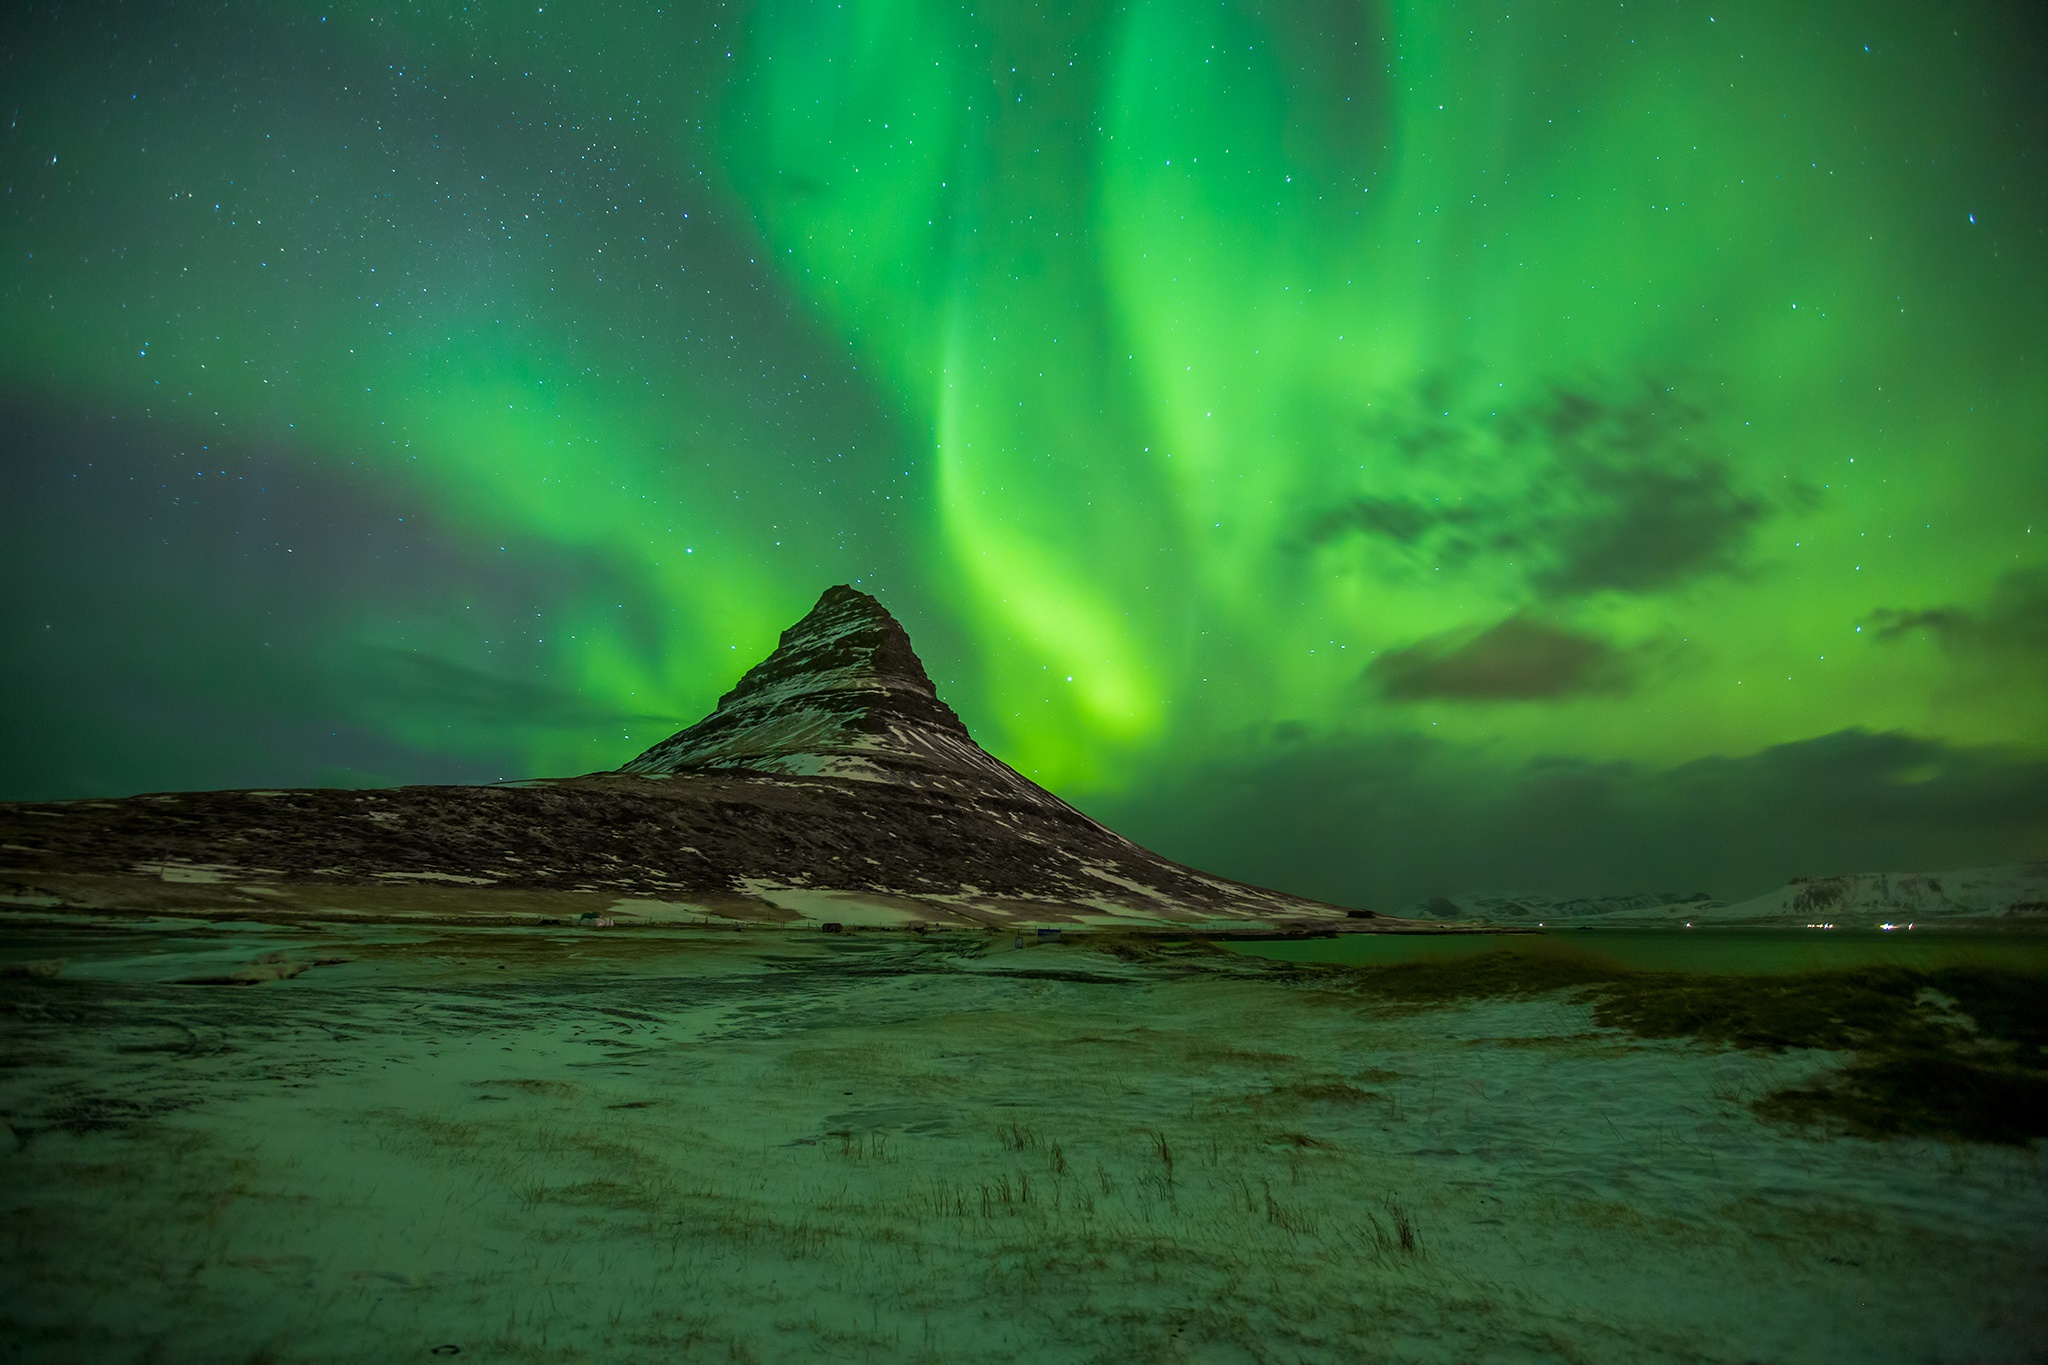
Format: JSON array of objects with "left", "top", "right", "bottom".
[{"left": 3, "top": 1, "right": 2045, "bottom": 907}]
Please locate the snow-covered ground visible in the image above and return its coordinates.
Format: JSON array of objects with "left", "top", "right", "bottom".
[{"left": 2, "top": 919, "right": 2043, "bottom": 1362}]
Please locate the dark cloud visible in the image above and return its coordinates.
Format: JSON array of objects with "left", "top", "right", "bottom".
[
  {"left": 1368, "top": 617, "right": 1630, "bottom": 702},
  {"left": 1510, "top": 386, "right": 1770, "bottom": 595},
  {"left": 1305, "top": 378, "right": 1773, "bottom": 599},
  {"left": 1093, "top": 727, "right": 2048, "bottom": 910},
  {"left": 1866, "top": 568, "right": 2048, "bottom": 653},
  {"left": 1863, "top": 607, "right": 1971, "bottom": 640},
  {"left": 1305, "top": 496, "right": 1448, "bottom": 547},
  {"left": 1537, "top": 446, "right": 1765, "bottom": 595}
]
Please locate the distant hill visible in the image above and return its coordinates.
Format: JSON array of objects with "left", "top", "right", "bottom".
[{"left": 1399, "top": 863, "right": 2048, "bottom": 928}]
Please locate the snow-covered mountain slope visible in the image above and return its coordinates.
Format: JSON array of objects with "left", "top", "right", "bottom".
[
  {"left": 1699, "top": 864, "right": 2048, "bottom": 927},
  {"left": 1392, "top": 890, "right": 1715, "bottom": 927}
]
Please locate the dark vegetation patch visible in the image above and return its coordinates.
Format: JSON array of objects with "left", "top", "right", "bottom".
[
  {"left": 1251, "top": 1080, "right": 1386, "bottom": 1107},
  {"left": 38, "top": 1091, "right": 194, "bottom": 1136},
  {"left": 1754, "top": 1050, "right": 2048, "bottom": 1148},
  {"left": 1311, "top": 943, "right": 1619, "bottom": 1005},
  {"left": 1089, "top": 933, "right": 1231, "bottom": 964},
  {"left": 1268, "top": 1132, "right": 1338, "bottom": 1149},
  {"left": 1299, "top": 945, "right": 2048, "bottom": 1146}
]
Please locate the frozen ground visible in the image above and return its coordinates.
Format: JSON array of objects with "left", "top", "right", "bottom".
[{"left": 1, "top": 919, "right": 2043, "bottom": 1363}]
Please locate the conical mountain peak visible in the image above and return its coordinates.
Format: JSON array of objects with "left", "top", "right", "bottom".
[
  {"left": 708, "top": 585, "right": 960, "bottom": 725},
  {"left": 621, "top": 586, "right": 1015, "bottom": 785}
]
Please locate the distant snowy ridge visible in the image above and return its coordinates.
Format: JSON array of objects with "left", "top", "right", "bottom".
[
  {"left": 1402, "top": 862, "right": 2048, "bottom": 927},
  {"left": 1396, "top": 889, "right": 1711, "bottom": 926}
]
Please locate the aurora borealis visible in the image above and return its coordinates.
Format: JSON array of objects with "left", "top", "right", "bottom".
[{"left": 3, "top": 1, "right": 2044, "bottom": 906}]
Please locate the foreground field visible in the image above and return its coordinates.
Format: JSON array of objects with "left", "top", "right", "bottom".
[{"left": 2, "top": 920, "right": 2043, "bottom": 1362}]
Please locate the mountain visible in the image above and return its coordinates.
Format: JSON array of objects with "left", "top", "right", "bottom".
[
  {"left": 0, "top": 586, "right": 1376, "bottom": 933},
  {"left": 1392, "top": 890, "right": 1714, "bottom": 927},
  {"left": 1401, "top": 864, "right": 2048, "bottom": 928},
  {"left": 1714, "top": 865, "right": 2048, "bottom": 925}
]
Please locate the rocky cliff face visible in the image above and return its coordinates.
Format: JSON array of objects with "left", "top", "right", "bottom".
[{"left": 0, "top": 586, "right": 1373, "bottom": 933}]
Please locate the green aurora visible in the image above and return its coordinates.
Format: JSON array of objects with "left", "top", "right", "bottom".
[{"left": 3, "top": 1, "right": 2045, "bottom": 905}]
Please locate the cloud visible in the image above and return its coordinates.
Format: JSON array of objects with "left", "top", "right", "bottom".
[
  {"left": 1303, "top": 377, "right": 1774, "bottom": 599},
  {"left": 1368, "top": 617, "right": 1630, "bottom": 702},
  {"left": 1865, "top": 568, "right": 2048, "bottom": 653},
  {"left": 1094, "top": 727, "right": 2048, "bottom": 909},
  {"left": 1305, "top": 496, "right": 1447, "bottom": 547},
  {"left": 1531, "top": 420, "right": 1767, "bottom": 595}
]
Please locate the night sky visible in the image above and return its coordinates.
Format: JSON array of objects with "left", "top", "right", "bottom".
[{"left": 4, "top": 1, "right": 2045, "bottom": 908}]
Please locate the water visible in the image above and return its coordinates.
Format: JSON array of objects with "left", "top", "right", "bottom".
[{"left": 1226, "top": 926, "right": 2048, "bottom": 975}]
